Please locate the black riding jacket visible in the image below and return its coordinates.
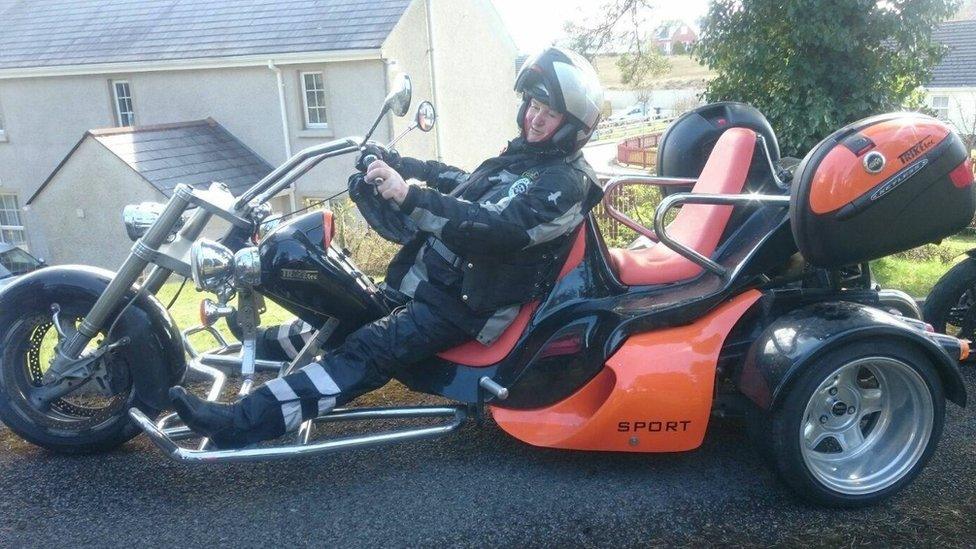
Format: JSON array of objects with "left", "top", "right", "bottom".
[{"left": 383, "top": 138, "right": 602, "bottom": 345}]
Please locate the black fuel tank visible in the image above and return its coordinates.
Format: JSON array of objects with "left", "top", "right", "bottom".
[{"left": 258, "top": 210, "right": 389, "bottom": 339}]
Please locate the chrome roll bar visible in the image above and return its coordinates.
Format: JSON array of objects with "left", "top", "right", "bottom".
[
  {"left": 653, "top": 192, "right": 791, "bottom": 278},
  {"left": 602, "top": 174, "right": 791, "bottom": 280}
]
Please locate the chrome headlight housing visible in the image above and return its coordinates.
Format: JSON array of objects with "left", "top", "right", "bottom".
[
  {"left": 190, "top": 239, "right": 234, "bottom": 292},
  {"left": 233, "top": 247, "right": 262, "bottom": 287}
]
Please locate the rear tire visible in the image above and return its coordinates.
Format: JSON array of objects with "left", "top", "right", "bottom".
[
  {"left": 0, "top": 297, "right": 157, "bottom": 454},
  {"left": 923, "top": 256, "right": 976, "bottom": 339},
  {"left": 756, "top": 339, "right": 944, "bottom": 508}
]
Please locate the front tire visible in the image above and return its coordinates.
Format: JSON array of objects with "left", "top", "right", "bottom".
[
  {"left": 0, "top": 297, "right": 156, "bottom": 454},
  {"left": 758, "top": 339, "right": 944, "bottom": 508}
]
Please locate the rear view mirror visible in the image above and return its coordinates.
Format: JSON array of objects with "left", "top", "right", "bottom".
[
  {"left": 386, "top": 74, "right": 412, "bottom": 117},
  {"left": 416, "top": 101, "right": 436, "bottom": 132}
]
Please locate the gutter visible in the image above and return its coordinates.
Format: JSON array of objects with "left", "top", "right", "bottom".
[
  {"left": 0, "top": 49, "right": 383, "bottom": 80},
  {"left": 268, "top": 60, "right": 297, "bottom": 213}
]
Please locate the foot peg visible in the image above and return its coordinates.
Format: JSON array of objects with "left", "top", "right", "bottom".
[{"left": 479, "top": 376, "right": 508, "bottom": 400}]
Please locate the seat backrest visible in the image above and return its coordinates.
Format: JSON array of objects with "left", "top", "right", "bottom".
[
  {"left": 664, "top": 127, "right": 757, "bottom": 256},
  {"left": 607, "top": 128, "right": 758, "bottom": 286}
]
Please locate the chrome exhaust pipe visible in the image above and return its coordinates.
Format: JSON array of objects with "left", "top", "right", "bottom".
[{"left": 129, "top": 405, "right": 469, "bottom": 463}]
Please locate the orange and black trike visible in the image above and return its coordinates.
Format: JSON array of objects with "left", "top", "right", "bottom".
[{"left": 0, "top": 79, "right": 972, "bottom": 508}]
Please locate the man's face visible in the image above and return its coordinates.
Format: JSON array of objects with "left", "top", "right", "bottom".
[{"left": 524, "top": 98, "right": 565, "bottom": 143}]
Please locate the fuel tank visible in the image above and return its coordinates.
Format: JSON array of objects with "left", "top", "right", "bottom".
[{"left": 257, "top": 210, "right": 389, "bottom": 340}]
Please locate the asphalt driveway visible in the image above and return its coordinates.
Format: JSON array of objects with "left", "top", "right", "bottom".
[{"left": 3, "top": 374, "right": 976, "bottom": 547}]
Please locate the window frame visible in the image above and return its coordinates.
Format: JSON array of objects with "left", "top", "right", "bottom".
[
  {"left": 932, "top": 95, "right": 950, "bottom": 121},
  {"left": 112, "top": 80, "right": 135, "bottom": 127},
  {"left": 300, "top": 71, "right": 330, "bottom": 130},
  {"left": 0, "top": 193, "right": 27, "bottom": 248}
]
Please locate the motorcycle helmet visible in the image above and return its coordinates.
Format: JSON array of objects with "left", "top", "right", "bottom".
[{"left": 514, "top": 47, "right": 604, "bottom": 153}]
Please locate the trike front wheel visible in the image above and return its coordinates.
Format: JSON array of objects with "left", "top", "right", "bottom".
[{"left": 0, "top": 298, "right": 156, "bottom": 454}]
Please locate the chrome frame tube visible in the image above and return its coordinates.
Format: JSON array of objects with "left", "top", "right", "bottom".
[
  {"left": 653, "top": 192, "right": 791, "bottom": 278},
  {"left": 130, "top": 405, "right": 469, "bottom": 463},
  {"left": 235, "top": 138, "right": 362, "bottom": 207}
]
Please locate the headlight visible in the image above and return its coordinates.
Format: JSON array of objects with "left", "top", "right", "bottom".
[
  {"left": 122, "top": 202, "right": 165, "bottom": 242},
  {"left": 190, "top": 239, "right": 234, "bottom": 292},
  {"left": 233, "top": 247, "right": 262, "bottom": 287}
]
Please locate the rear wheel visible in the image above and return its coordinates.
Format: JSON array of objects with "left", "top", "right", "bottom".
[
  {"left": 759, "top": 340, "right": 944, "bottom": 507},
  {"left": 0, "top": 298, "right": 155, "bottom": 453},
  {"left": 923, "top": 256, "right": 976, "bottom": 340}
]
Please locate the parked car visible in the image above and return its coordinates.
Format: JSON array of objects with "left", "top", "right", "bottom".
[
  {"left": 0, "top": 243, "right": 46, "bottom": 287},
  {"left": 608, "top": 102, "right": 655, "bottom": 123}
]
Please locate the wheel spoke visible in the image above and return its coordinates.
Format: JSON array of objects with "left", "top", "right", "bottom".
[
  {"left": 859, "top": 388, "right": 883, "bottom": 415},
  {"left": 803, "top": 418, "right": 830, "bottom": 449},
  {"left": 836, "top": 424, "right": 866, "bottom": 455}
]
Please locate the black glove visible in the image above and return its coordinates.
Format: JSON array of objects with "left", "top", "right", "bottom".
[
  {"left": 356, "top": 142, "right": 402, "bottom": 173},
  {"left": 347, "top": 173, "right": 418, "bottom": 245}
]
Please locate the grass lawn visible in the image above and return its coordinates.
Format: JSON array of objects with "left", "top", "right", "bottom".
[
  {"left": 871, "top": 233, "right": 976, "bottom": 297},
  {"left": 155, "top": 279, "right": 294, "bottom": 352},
  {"left": 594, "top": 54, "right": 715, "bottom": 90}
]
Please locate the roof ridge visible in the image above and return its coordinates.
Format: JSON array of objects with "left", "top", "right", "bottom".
[{"left": 88, "top": 119, "right": 213, "bottom": 137}]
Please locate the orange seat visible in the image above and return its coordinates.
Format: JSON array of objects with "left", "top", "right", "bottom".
[
  {"left": 437, "top": 227, "right": 587, "bottom": 367},
  {"left": 608, "top": 128, "right": 756, "bottom": 286}
]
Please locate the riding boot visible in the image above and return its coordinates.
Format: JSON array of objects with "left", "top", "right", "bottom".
[{"left": 169, "top": 387, "right": 273, "bottom": 449}]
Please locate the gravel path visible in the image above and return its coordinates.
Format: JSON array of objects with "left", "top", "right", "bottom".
[{"left": 3, "top": 373, "right": 976, "bottom": 547}]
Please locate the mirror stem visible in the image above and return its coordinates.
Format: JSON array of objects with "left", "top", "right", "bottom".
[
  {"left": 360, "top": 106, "right": 391, "bottom": 147},
  {"left": 387, "top": 122, "right": 419, "bottom": 150}
]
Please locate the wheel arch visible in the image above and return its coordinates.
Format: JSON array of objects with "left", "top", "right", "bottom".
[
  {"left": 737, "top": 301, "right": 966, "bottom": 412},
  {"left": 0, "top": 265, "right": 187, "bottom": 411}
]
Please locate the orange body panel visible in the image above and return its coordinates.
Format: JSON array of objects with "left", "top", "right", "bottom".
[
  {"left": 491, "top": 290, "right": 762, "bottom": 453},
  {"left": 809, "top": 116, "right": 951, "bottom": 214},
  {"left": 322, "top": 211, "right": 335, "bottom": 248}
]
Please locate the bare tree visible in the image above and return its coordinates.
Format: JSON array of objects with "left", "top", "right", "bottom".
[{"left": 563, "top": 0, "right": 670, "bottom": 90}]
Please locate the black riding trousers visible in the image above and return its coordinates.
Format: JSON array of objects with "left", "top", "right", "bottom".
[{"left": 235, "top": 300, "right": 471, "bottom": 442}]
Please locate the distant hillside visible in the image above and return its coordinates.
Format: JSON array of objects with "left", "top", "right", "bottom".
[{"left": 593, "top": 54, "right": 715, "bottom": 90}]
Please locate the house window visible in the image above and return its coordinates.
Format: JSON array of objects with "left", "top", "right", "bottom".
[
  {"left": 932, "top": 95, "right": 950, "bottom": 120},
  {"left": 0, "top": 194, "right": 26, "bottom": 247},
  {"left": 301, "top": 72, "right": 329, "bottom": 128},
  {"left": 112, "top": 80, "right": 135, "bottom": 127}
]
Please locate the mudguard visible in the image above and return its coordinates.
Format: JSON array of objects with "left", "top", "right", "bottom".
[
  {"left": 0, "top": 265, "right": 187, "bottom": 411},
  {"left": 738, "top": 301, "right": 966, "bottom": 410}
]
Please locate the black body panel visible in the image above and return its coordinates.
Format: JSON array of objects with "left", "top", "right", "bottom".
[
  {"left": 737, "top": 300, "right": 966, "bottom": 411},
  {"left": 0, "top": 265, "right": 187, "bottom": 411},
  {"left": 257, "top": 211, "right": 390, "bottom": 344}
]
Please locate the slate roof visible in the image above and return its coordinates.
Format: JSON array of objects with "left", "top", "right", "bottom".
[
  {"left": 930, "top": 19, "right": 976, "bottom": 87},
  {"left": 0, "top": 0, "right": 412, "bottom": 70},
  {"left": 28, "top": 119, "right": 274, "bottom": 204}
]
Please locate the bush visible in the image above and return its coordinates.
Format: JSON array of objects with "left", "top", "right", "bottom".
[
  {"left": 329, "top": 198, "right": 399, "bottom": 278},
  {"left": 891, "top": 243, "right": 957, "bottom": 264}
]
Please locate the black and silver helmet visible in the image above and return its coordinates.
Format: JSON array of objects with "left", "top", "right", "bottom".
[{"left": 515, "top": 47, "right": 604, "bottom": 153}]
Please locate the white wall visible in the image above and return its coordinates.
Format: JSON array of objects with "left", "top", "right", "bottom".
[
  {"left": 385, "top": 0, "right": 520, "bottom": 172},
  {"left": 927, "top": 88, "right": 976, "bottom": 138},
  {"left": 29, "top": 137, "right": 164, "bottom": 267}
]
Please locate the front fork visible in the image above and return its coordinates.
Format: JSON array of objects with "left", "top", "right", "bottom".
[{"left": 57, "top": 186, "right": 196, "bottom": 361}]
